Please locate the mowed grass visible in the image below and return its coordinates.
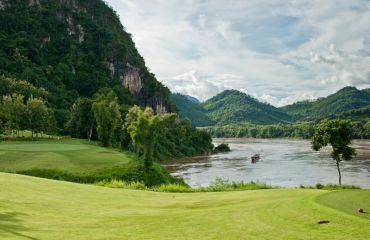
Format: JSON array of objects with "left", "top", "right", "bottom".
[
  {"left": 316, "top": 190, "right": 370, "bottom": 220},
  {"left": 0, "top": 140, "right": 136, "bottom": 173},
  {"left": 0, "top": 173, "right": 370, "bottom": 240}
]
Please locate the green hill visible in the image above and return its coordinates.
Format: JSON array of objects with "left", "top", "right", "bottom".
[
  {"left": 202, "top": 90, "right": 292, "bottom": 125},
  {"left": 280, "top": 87, "right": 370, "bottom": 120},
  {"left": 173, "top": 87, "right": 370, "bottom": 127},
  {"left": 170, "top": 94, "right": 214, "bottom": 126},
  {"left": 0, "top": 0, "right": 173, "bottom": 126},
  {"left": 1, "top": 173, "right": 370, "bottom": 239},
  {"left": 184, "top": 94, "right": 201, "bottom": 104}
]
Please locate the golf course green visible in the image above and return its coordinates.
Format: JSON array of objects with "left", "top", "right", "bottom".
[
  {"left": 0, "top": 140, "right": 136, "bottom": 173},
  {"left": 0, "top": 140, "right": 369, "bottom": 239},
  {"left": 0, "top": 173, "right": 369, "bottom": 239}
]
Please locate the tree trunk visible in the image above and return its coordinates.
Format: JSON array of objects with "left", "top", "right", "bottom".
[
  {"left": 336, "top": 160, "right": 342, "bottom": 185},
  {"left": 88, "top": 126, "right": 93, "bottom": 141}
]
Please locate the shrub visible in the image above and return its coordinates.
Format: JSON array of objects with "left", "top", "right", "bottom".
[
  {"left": 318, "top": 183, "right": 360, "bottom": 190},
  {"left": 198, "top": 178, "right": 273, "bottom": 192},
  {"left": 299, "top": 183, "right": 361, "bottom": 190},
  {"left": 14, "top": 162, "right": 178, "bottom": 186},
  {"left": 96, "top": 179, "right": 147, "bottom": 190},
  {"left": 213, "top": 143, "right": 231, "bottom": 153},
  {"left": 155, "top": 184, "right": 193, "bottom": 193},
  {"left": 95, "top": 179, "right": 126, "bottom": 188}
]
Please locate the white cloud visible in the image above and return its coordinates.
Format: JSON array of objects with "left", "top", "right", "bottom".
[
  {"left": 106, "top": 0, "right": 370, "bottom": 106},
  {"left": 310, "top": 42, "right": 370, "bottom": 86}
]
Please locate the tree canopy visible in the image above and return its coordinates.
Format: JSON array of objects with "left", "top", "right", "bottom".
[{"left": 312, "top": 119, "right": 356, "bottom": 184}]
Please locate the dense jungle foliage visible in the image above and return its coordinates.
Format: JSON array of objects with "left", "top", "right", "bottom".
[
  {"left": 203, "top": 120, "right": 370, "bottom": 139},
  {"left": 0, "top": 0, "right": 214, "bottom": 170},
  {"left": 0, "top": 0, "right": 173, "bottom": 130},
  {"left": 280, "top": 86, "right": 370, "bottom": 121},
  {"left": 171, "top": 93, "right": 214, "bottom": 126},
  {"left": 202, "top": 90, "right": 292, "bottom": 125},
  {"left": 173, "top": 87, "right": 370, "bottom": 139}
]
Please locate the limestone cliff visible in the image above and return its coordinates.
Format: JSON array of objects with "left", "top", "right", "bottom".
[{"left": 0, "top": 0, "right": 173, "bottom": 113}]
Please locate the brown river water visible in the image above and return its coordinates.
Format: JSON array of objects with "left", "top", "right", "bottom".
[{"left": 163, "top": 139, "right": 370, "bottom": 188}]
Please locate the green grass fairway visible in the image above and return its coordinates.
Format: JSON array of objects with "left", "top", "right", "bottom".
[
  {"left": 0, "top": 140, "right": 136, "bottom": 173},
  {"left": 316, "top": 190, "right": 370, "bottom": 220},
  {"left": 0, "top": 173, "right": 369, "bottom": 240}
]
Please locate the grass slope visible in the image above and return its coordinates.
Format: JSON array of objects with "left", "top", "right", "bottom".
[
  {"left": 0, "top": 140, "right": 135, "bottom": 173},
  {"left": 0, "top": 173, "right": 370, "bottom": 240}
]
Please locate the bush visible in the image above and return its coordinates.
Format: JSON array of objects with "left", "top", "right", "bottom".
[
  {"left": 213, "top": 143, "right": 231, "bottom": 153},
  {"left": 155, "top": 184, "right": 193, "bottom": 193},
  {"left": 198, "top": 178, "right": 273, "bottom": 192},
  {"left": 299, "top": 183, "right": 361, "bottom": 190},
  {"left": 14, "top": 162, "right": 178, "bottom": 186},
  {"left": 96, "top": 179, "right": 147, "bottom": 190}
]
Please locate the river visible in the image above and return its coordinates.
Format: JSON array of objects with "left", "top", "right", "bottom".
[{"left": 164, "top": 139, "right": 370, "bottom": 188}]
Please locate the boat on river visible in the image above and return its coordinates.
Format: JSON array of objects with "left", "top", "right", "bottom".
[{"left": 251, "top": 154, "right": 260, "bottom": 164}]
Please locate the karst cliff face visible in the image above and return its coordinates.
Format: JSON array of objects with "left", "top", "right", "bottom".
[{"left": 0, "top": 0, "right": 172, "bottom": 113}]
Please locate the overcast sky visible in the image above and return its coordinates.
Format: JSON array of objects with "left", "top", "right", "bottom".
[{"left": 106, "top": 0, "right": 370, "bottom": 106}]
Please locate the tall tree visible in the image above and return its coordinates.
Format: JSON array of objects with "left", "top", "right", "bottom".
[
  {"left": 126, "top": 106, "right": 161, "bottom": 169},
  {"left": 67, "top": 98, "right": 95, "bottom": 140},
  {"left": 26, "top": 97, "right": 54, "bottom": 138},
  {"left": 312, "top": 119, "right": 356, "bottom": 185},
  {"left": 1, "top": 94, "right": 27, "bottom": 137},
  {"left": 0, "top": 103, "right": 5, "bottom": 137},
  {"left": 92, "top": 90, "right": 121, "bottom": 147}
]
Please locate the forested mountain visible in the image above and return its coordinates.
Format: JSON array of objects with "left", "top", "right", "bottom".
[
  {"left": 0, "top": 0, "right": 174, "bottom": 126},
  {"left": 184, "top": 95, "right": 201, "bottom": 104},
  {"left": 280, "top": 87, "right": 370, "bottom": 120},
  {"left": 202, "top": 90, "right": 292, "bottom": 125},
  {"left": 172, "top": 87, "right": 370, "bottom": 127},
  {"left": 170, "top": 94, "right": 214, "bottom": 126}
]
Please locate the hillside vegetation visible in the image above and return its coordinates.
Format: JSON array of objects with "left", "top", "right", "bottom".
[
  {"left": 0, "top": 0, "right": 214, "bottom": 165},
  {"left": 0, "top": 0, "right": 173, "bottom": 128},
  {"left": 1, "top": 173, "right": 370, "bottom": 240},
  {"left": 280, "top": 86, "right": 370, "bottom": 120},
  {"left": 173, "top": 88, "right": 370, "bottom": 139},
  {"left": 202, "top": 90, "right": 291, "bottom": 125},
  {"left": 171, "top": 93, "right": 214, "bottom": 126}
]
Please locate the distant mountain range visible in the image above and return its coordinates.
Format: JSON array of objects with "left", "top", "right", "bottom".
[
  {"left": 170, "top": 94, "right": 214, "bottom": 126},
  {"left": 172, "top": 86, "right": 370, "bottom": 126},
  {"left": 280, "top": 86, "right": 370, "bottom": 121}
]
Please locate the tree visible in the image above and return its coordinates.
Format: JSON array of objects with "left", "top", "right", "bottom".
[
  {"left": 1, "top": 94, "right": 27, "bottom": 137},
  {"left": 92, "top": 90, "right": 121, "bottom": 147},
  {"left": 0, "top": 105, "right": 5, "bottom": 137},
  {"left": 312, "top": 119, "right": 356, "bottom": 185},
  {"left": 26, "top": 97, "right": 54, "bottom": 138},
  {"left": 67, "top": 97, "right": 95, "bottom": 140},
  {"left": 126, "top": 106, "right": 161, "bottom": 169}
]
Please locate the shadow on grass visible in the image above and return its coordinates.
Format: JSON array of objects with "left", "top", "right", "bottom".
[{"left": 0, "top": 212, "right": 39, "bottom": 240}]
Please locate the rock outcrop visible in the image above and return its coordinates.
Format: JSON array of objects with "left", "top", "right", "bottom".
[
  {"left": 0, "top": 0, "right": 173, "bottom": 113},
  {"left": 27, "top": 0, "right": 40, "bottom": 6},
  {"left": 121, "top": 63, "right": 143, "bottom": 94},
  {"left": 0, "top": 0, "right": 7, "bottom": 10}
]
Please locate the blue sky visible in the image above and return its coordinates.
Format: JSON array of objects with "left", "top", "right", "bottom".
[{"left": 106, "top": 0, "right": 370, "bottom": 106}]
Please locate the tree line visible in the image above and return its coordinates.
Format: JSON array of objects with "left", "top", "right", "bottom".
[
  {"left": 67, "top": 88, "right": 214, "bottom": 168},
  {"left": 204, "top": 120, "right": 370, "bottom": 139},
  {"left": 0, "top": 75, "right": 214, "bottom": 169},
  {"left": 0, "top": 76, "right": 55, "bottom": 139}
]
